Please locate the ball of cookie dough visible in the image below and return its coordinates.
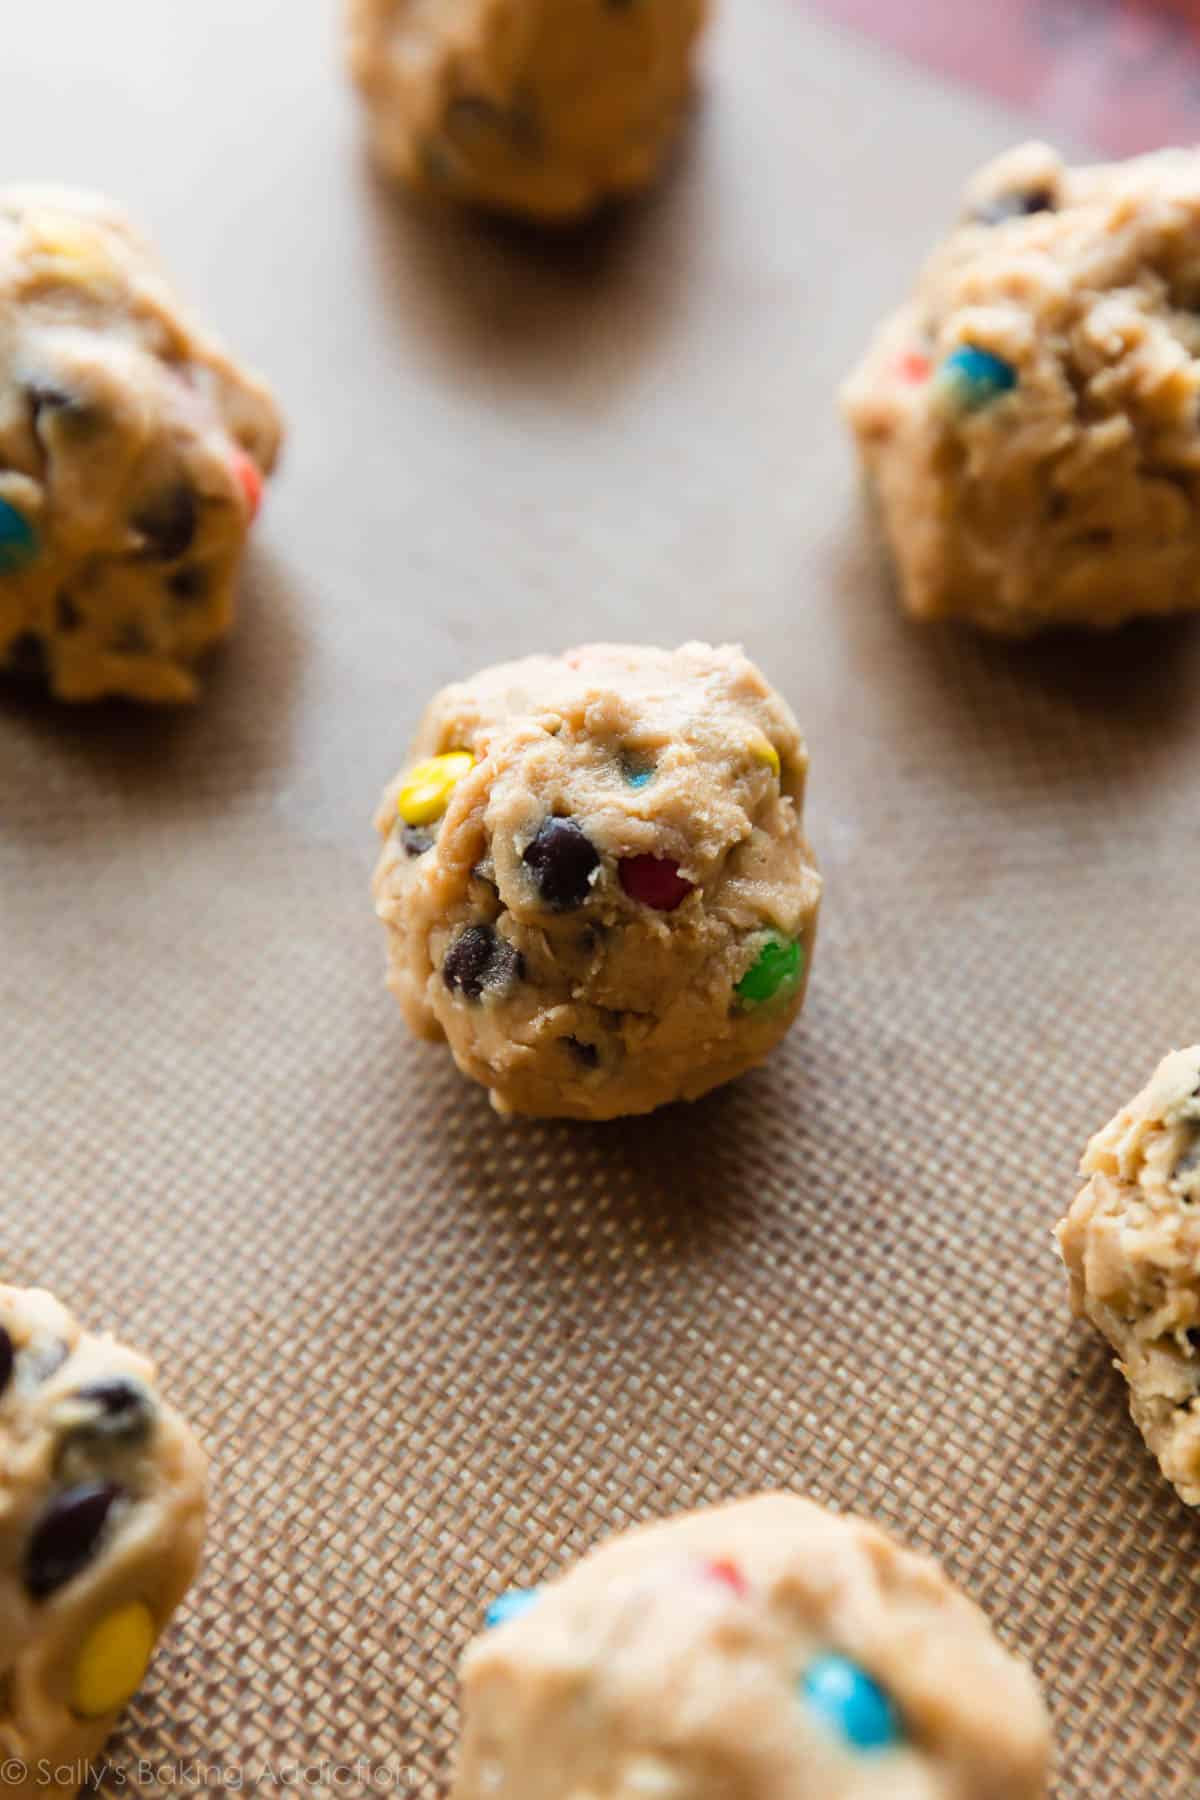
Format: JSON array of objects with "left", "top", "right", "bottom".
[
  {"left": 372, "top": 643, "right": 822, "bottom": 1120},
  {"left": 1056, "top": 1045, "right": 1200, "bottom": 1505},
  {"left": 0, "top": 1285, "right": 206, "bottom": 1800},
  {"left": 345, "top": 0, "right": 708, "bottom": 222},
  {"left": 843, "top": 142, "right": 1200, "bottom": 634},
  {"left": 452, "top": 1494, "right": 1052, "bottom": 1799},
  {"left": 0, "top": 186, "right": 282, "bottom": 702}
]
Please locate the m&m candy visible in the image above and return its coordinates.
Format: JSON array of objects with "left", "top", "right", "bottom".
[
  {"left": 71, "top": 1601, "right": 157, "bottom": 1718},
  {"left": 736, "top": 935, "right": 803, "bottom": 1007},
  {"left": 935, "top": 345, "right": 1017, "bottom": 412},
  {"left": 619, "top": 855, "right": 693, "bottom": 912},
  {"left": 802, "top": 1652, "right": 902, "bottom": 1752},
  {"left": 485, "top": 1588, "right": 541, "bottom": 1630},
  {"left": 0, "top": 496, "right": 37, "bottom": 574},
  {"left": 397, "top": 752, "right": 475, "bottom": 828}
]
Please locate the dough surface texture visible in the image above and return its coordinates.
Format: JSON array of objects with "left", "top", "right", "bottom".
[
  {"left": 0, "top": 186, "right": 281, "bottom": 702},
  {"left": 373, "top": 642, "right": 821, "bottom": 1121},
  {"left": 843, "top": 143, "right": 1200, "bottom": 634},
  {"left": 1057, "top": 1045, "right": 1200, "bottom": 1504},
  {"left": 452, "top": 1493, "right": 1052, "bottom": 1800},
  {"left": 0, "top": 1284, "right": 207, "bottom": 1800},
  {"left": 346, "top": 0, "right": 707, "bottom": 221}
]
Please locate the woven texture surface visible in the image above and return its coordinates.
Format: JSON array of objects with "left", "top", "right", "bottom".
[{"left": 2, "top": 1, "right": 1199, "bottom": 1793}]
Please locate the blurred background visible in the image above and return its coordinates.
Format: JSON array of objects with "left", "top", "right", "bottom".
[{"left": 808, "top": 0, "right": 1200, "bottom": 154}]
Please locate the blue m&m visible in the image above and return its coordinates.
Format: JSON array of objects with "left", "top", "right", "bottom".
[
  {"left": 802, "top": 1652, "right": 902, "bottom": 1752},
  {"left": 0, "top": 497, "right": 37, "bottom": 574},
  {"left": 485, "top": 1588, "right": 541, "bottom": 1630},
  {"left": 936, "top": 345, "right": 1017, "bottom": 412}
]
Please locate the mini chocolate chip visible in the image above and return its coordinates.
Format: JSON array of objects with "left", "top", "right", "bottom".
[
  {"left": 70, "top": 1378, "right": 153, "bottom": 1440},
  {"left": 168, "top": 564, "right": 211, "bottom": 605},
  {"left": 402, "top": 826, "right": 435, "bottom": 858},
  {"left": 133, "top": 486, "right": 197, "bottom": 562},
  {"left": 523, "top": 818, "right": 600, "bottom": 909},
  {"left": 25, "top": 1481, "right": 121, "bottom": 1600},
  {"left": 55, "top": 592, "right": 81, "bottom": 632},
  {"left": 1187, "top": 1328, "right": 1200, "bottom": 1352},
  {"left": 443, "top": 925, "right": 523, "bottom": 1001},
  {"left": 0, "top": 1327, "right": 13, "bottom": 1394},
  {"left": 565, "top": 1037, "right": 599, "bottom": 1069},
  {"left": 3, "top": 633, "right": 46, "bottom": 680},
  {"left": 973, "top": 188, "right": 1055, "bottom": 225}
]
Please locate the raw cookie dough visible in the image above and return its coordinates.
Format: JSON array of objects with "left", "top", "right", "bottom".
[
  {"left": 0, "top": 186, "right": 282, "bottom": 702},
  {"left": 843, "top": 142, "right": 1200, "bottom": 634},
  {"left": 346, "top": 0, "right": 708, "bottom": 222},
  {"left": 453, "top": 1494, "right": 1052, "bottom": 1799},
  {"left": 372, "top": 643, "right": 821, "bottom": 1121},
  {"left": 0, "top": 1284, "right": 207, "bottom": 1800},
  {"left": 1057, "top": 1045, "right": 1200, "bottom": 1505}
]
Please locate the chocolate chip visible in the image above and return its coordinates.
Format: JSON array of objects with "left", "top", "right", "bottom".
[
  {"left": 168, "top": 564, "right": 211, "bottom": 605},
  {"left": 973, "top": 188, "right": 1055, "bottom": 225},
  {"left": 402, "top": 826, "right": 435, "bottom": 858},
  {"left": 0, "top": 1327, "right": 13, "bottom": 1395},
  {"left": 70, "top": 1378, "right": 153, "bottom": 1441},
  {"left": 25, "top": 1481, "right": 121, "bottom": 1600},
  {"left": 56, "top": 592, "right": 80, "bottom": 632},
  {"left": 1187, "top": 1329, "right": 1200, "bottom": 1352},
  {"left": 133, "top": 486, "right": 197, "bottom": 562},
  {"left": 523, "top": 818, "right": 600, "bottom": 909},
  {"left": 3, "top": 634, "right": 47, "bottom": 680},
  {"left": 443, "top": 925, "right": 523, "bottom": 1001},
  {"left": 565, "top": 1037, "right": 599, "bottom": 1069}
]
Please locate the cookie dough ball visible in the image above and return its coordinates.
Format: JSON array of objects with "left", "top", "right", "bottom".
[
  {"left": 372, "top": 643, "right": 821, "bottom": 1121},
  {"left": 0, "top": 187, "right": 282, "bottom": 702},
  {"left": 843, "top": 143, "right": 1200, "bottom": 634},
  {"left": 0, "top": 1285, "right": 207, "bottom": 1799},
  {"left": 1056, "top": 1046, "right": 1200, "bottom": 1504},
  {"left": 346, "top": 0, "right": 708, "bottom": 222},
  {"left": 453, "top": 1494, "right": 1051, "bottom": 1799}
]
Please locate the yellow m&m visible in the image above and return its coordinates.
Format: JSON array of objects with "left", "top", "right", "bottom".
[
  {"left": 397, "top": 751, "right": 474, "bottom": 827},
  {"left": 751, "top": 739, "right": 781, "bottom": 779},
  {"left": 71, "top": 1600, "right": 156, "bottom": 1718}
]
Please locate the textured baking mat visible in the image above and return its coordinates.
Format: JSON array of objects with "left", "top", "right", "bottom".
[{"left": 2, "top": 1, "right": 1200, "bottom": 1794}]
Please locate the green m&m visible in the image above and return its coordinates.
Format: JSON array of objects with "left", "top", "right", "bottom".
[{"left": 736, "top": 934, "right": 804, "bottom": 1007}]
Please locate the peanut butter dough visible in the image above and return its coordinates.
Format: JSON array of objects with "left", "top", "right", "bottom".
[
  {"left": 1057, "top": 1045, "right": 1200, "bottom": 1505},
  {"left": 0, "top": 186, "right": 281, "bottom": 702},
  {"left": 372, "top": 643, "right": 821, "bottom": 1120},
  {"left": 346, "top": 0, "right": 708, "bottom": 222},
  {"left": 452, "top": 1494, "right": 1052, "bottom": 1799},
  {"left": 0, "top": 1284, "right": 207, "bottom": 1800},
  {"left": 844, "top": 143, "right": 1200, "bottom": 634}
]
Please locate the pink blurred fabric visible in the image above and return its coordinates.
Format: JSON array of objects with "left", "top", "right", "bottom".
[{"left": 805, "top": 0, "right": 1200, "bottom": 154}]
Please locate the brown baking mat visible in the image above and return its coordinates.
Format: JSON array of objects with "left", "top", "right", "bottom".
[{"left": 2, "top": 1, "right": 1199, "bottom": 1794}]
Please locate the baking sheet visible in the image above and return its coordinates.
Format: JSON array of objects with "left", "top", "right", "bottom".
[{"left": 2, "top": 1, "right": 1200, "bottom": 1793}]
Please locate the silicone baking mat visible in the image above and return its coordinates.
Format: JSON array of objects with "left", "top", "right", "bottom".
[{"left": 2, "top": 0, "right": 1199, "bottom": 1794}]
